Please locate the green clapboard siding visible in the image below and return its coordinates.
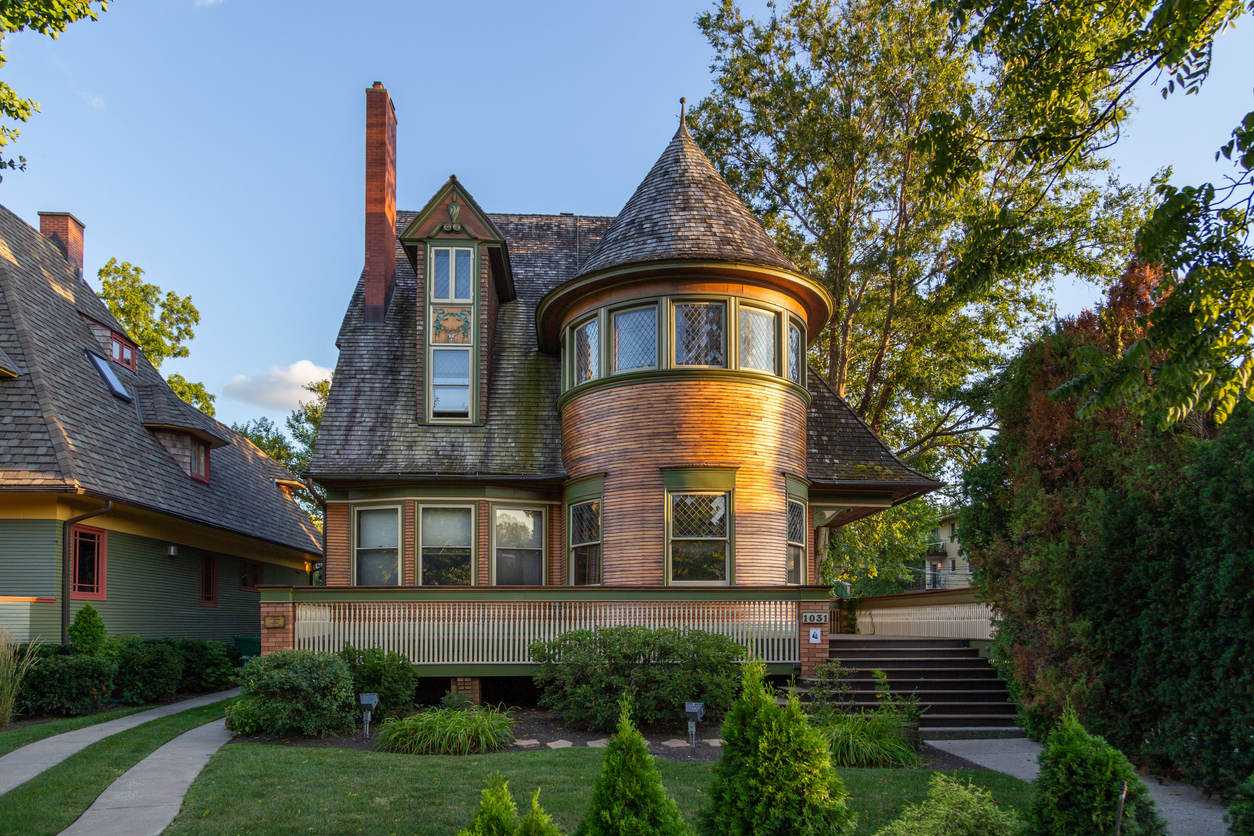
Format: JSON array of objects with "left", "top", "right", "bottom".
[{"left": 0, "top": 519, "right": 60, "bottom": 597}]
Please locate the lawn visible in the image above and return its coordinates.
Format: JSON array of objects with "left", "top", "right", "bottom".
[
  {"left": 0, "top": 699, "right": 230, "bottom": 836},
  {"left": 165, "top": 744, "right": 1034, "bottom": 836},
  {"left": 0, "top": 705, "right": 149, "bottom": 758}
]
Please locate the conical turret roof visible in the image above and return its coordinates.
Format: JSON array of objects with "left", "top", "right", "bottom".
[{"left": 576, "top": 121, "right": 797, "bottom": 277}]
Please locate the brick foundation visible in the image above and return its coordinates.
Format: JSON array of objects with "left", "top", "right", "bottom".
[
  {"left": 260, "top": 600, "right": 295, "bottom": 655},
  {"left": 450, "top": 676, "right": 481, "bottom": 705},
  {"left": 798, "top": 601, "right": 831, "bottom": 679}
]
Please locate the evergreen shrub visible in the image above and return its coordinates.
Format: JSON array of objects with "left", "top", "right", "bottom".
[
  {"left": 20, "top": 654, "right": 116, "bottom": 716},
  {"left": 67, "top": 604, "right": 108, "bottom": 656},
  {"left": 176, "top": 639, "right": 235, "bottom": 693},
  {"left": 457, "top": 776, "right": 562, "bottom": 836},
  {"left": 338, "top": 644, "right": 418, "bottom": 719},
  {"left": 117, "top": 641, "right": 183, "bottom": 704},
  {"left": 1228, "top": 773, "right": 1254, "bottom": 836},
  {"left": 235, "top": 649, "right": 354, "bottom": 736},
  {"left": 530, "top": 626, "right": 741, "bottom": 730},
  {"left": 872, "top": 773, "right": 1019, "bottom": 836}
]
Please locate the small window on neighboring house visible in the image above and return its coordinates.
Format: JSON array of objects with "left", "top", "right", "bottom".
[
  {"left": 71, "top": 525, "right": 106, "bottom": 601},
  {"left": 738, "top": 307, "right": 776, "bottom": 373},
  {"left": 786, "top": 500, "right": 805, "bottom": 585},
  {"left": 110, "top": 333, "right": 137, "bottom": 372},
  {"left": 494, "top": 507, "right": 544, "bottom": 585},
  {"left": 674, "top": 302, "right": 726, "bottom": 367},
  {"left": 87, "top": 352, "right": 132, "bottom": 401},
  {"left": 669, "top": 492, "right": 730, "bottom": 583},
  {"left": 200, "top": 555, "right": 218, "bottom": 606},
  {"left": 240, "top": 559, "right": 264, "bottom": 591},
  {"left": 573, "top": 318, "right": 599, "bottom": 384},
  {"left": 787, "top": 322, "right": 804, "bottom": 385},
  {"left": 419, "top": 506, "right": 473, "bottom": 585},
  {"left": 951, "top": 559, "right": 957, "bottom": 572},
  {"left": 190, "top": 438, "right": 210, "bottom": 483},
  {"left": 570, "top": 500, "right": 602, "bottom": 585}
]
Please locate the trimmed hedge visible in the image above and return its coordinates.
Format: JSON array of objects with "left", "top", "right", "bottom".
[
  {"left": 117, "top": 641, "right": 183, "bottom": 705},
  {"left": 235, "top": 649, "right": 354, "bottom": 736},
  {"left": 176, "top": 639, "right": 235, "bottom": 693},
  {"left": 20, "top": 655, "right": 116, "bottom": 716},
  {"left": 338, "top": 644, "right": 418, "bottom": 720}
]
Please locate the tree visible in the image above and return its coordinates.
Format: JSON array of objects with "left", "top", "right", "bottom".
[
  {"left": 286, "top": 376, "right": 330, "bottom": 477},
  {"left": 231, "top": 416, "right": 297, "bottom": 470},
  {"left": 97, "top": 258, "right": 216, "bottom": 415},
  {"left": 234, "top": 378, "right": 331, "bottom": 526},
  {"left": 0, "top": 1, "right": 107, "bottom": 177},
  {"left": 924, "top": 0, "right": 1254, "bottom": 428},
  {"left": 823, "top": 500, "right": 939, "bottom": 596}
]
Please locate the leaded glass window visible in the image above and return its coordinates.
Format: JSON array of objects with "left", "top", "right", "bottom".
[
  {"left": 788, "top": 322, "right": 804, "bottom": 385},
  {"left": 574, "top": 318, "right": 599, "bottom": 385},
  {"left": 428, "top": 246, "right": 475, "bottom": 421},
  {"left": 495, "top": 508, "right": 544, "bottom": 585},
  {"left": 570, "top": 499, "right": 602, "bottom": 585},
  {"left": 421, "top": 506, "right": 473, "bottom": 585},
  {"left": 613, "top": 306, "right": 657, "bottom": 372},
  {"left": 432, "top": 247, "right": 473, "bottom": 302},
  {"left": 674, "top": 302, "right": 726, "bottom": 367},
  {"left": 739, "top": 307, "right": 776, "bottom": 373},
  {"left": 670, "top": 492, "right": 729, "bottom": 583},
  {"left": 786, "top": 500, "right": 805, "bottom": 585},
  {"left": 356, "top": 507, "right": 400, "bottom": 586}
]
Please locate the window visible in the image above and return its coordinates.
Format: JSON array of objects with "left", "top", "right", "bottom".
[
  {"left": 494, "top": 507, "right": 544, "bottom": 585},
  {"left": 431, "top": 349, "right": 471, "bottom": 418},
  {"left": 739, "top": 307, "right": 776, "bottom": 373},
  {"left": 788, "top": 322, "right": 804, "bottom": 385},
  {"left": 200, "top": 554, "right": 218, "bottom": 606},
  {"left": 428, "top": 246, "right": 475, "bottom": 421},
  {"left": 432, "top": 247, "right": 474, "bottom": 301},
  {"left": 573, "top": 318, "right": 599, "bottom": 384},
  {"left": 570, "top": 500, "right": 602, "bottom": 585},
  {"left": 674, "top": 302, "right": 725, "bottom": 367},
  {"left": 420, "top": 506, "right": 473, "bottom": 585},
  {"left": 613, "top": 306, "right": 657, "bottom": 372},
  {"left": 951, "top": 559, "right": 957, "bottom": 572},
  {"left": 669, "top": 492, "right": 729, "bottom": 583},
  {"left": 190, "top": 438, "right": 210, "bottom": 483},
  {"left": 356, "top": 507, "right": 400, "bottom": 586},
  {"left": 240, "top": 559, "right": 264, "bottom": 591},
  {"left": 110, "top": 333, "right": 136, "bottom": 372},
  {"left": 786, "top": 500, "right": 806, "bottom": 585},
  {"left": 87, "top": 352, "right": 132, "bottom": 402},
  {"left": 70, "top": 525, "right": 106, "bottom": 601}
]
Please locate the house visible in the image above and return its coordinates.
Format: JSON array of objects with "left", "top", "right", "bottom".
[
  {"left": 0, "top": 206, "right": 321, "bottom": 646},
  {"left": 922, "top": 514, "right": 970, "bottom": 590},
  {"left": 259, "top": 84, "right": 940, "bottom": 699}
]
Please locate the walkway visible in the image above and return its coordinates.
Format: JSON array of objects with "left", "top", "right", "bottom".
[
  {"left": 929, "top": 737, "right": 1231, "bottom": 836},
  {"left": 0, "top": 688, "right": 239, "bottom": 797},
  {"left": 59, "top": 718, "right": 233, "bottom": 836}
]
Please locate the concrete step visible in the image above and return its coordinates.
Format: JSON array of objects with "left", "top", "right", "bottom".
[
  {"left": 829, "top": 647, "right": 982, "bottom": 661},
  {"left": 921, "top": 726, "right": 1027, "bottom": 740},
  {"left": 829, "top": 637, "right": 971, "bottom": 649},
  {"left": 832, "top": 657, "right": 997, "bottom": 671},
  {"left": 920, "top": 713, "right": 1019, "bottom": 728}
]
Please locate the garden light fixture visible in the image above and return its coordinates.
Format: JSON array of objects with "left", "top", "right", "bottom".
[
  {"left": 685, "top": 702, "right": 705, "bottom": 748},
  {"left": 359, "top": 692, "right": 379, "bottom": 738}
]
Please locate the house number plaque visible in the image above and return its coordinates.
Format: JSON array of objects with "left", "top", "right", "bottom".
[
  {"left": 263, "top": 615, "right": 286, "bottom": 629},
  {"left": 801, "top": 612, "right": 828, "bottom": 624}
]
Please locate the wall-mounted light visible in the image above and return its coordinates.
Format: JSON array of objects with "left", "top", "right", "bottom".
[{"left": 167, "top": 545, "right": 179, "bottom": 557}]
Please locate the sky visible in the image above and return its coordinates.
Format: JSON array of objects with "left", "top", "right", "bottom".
[{"left": 1, "top": 0, "right": 1251, "bottom": 431}]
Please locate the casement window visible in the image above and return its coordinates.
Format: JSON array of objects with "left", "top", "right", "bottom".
[
  {"left": 573, "top": 317, "right": 600, "bottom": 384},
  {"left": 419, "top": 506, "right": 473, "bottom": 585},
  {"left": 110, "top": 333, "right": 137, "bottom": 372},
  {"left": 355, "top": 507, "right": 401, "bottom": 586},
  {"left": 613, "top": 305, "right": 657, "bottom": 373},
  {"left": 787, "top": 321, "right": 804, "bottom": 385},
  {"left": 494, "top": 507, "right": 544, "bottom": 585},
  {"left": 200, "top": 554, "right": 218, "bottom": 606},
  {"left": 432, "top": 247, "right": 474, "bottom": 302},
  {"left": 738, "top": 306, "right": 777, "bottom": 373},
  {"left": 428, "top": 246, "right": 476, "bottom": 422},
  {"left": 70, "top": 525, "right": 106, "bottom": 601},
  {"left": 431, "top": 349, "right": 471, "bottom": 418},
  {"left": 87, "top": 351, "right": 132, "bottom": 402},
  {"left": 190, "top": 438, "right": 210, "bottom": 483},
  {"left": 569, "top": 500, "right": 602, "bottom": 585},
  {"left": 668, "top": 492, "right": 730, "bottom": 583},
  {"left": 786, "top": 500, "right": 806, "bottom": 585},
  {"left": 240, "top": 559, "right": 264, "bottom": 591},
  {"left": 673, "top": 301, "right": 726, "bottom": 367}
]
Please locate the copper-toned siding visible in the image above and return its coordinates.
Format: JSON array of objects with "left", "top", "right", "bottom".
[
  {"left": 403, "top": 500, "right": 416, "bottom": 585},
  {"left": 549, "top": 503, "right": 565, "bottom": 585},
  {"left": 325, "top": 503, "right": 351, "bottom": 586},
  {"left": 476, "top": 500, "right": 490, "bottom": 585},
  {"left": 561, "top": 378, "right": 807, "bottom": 586}
]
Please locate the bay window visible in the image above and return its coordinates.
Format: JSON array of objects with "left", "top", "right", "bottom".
[
  {"left": 570, "top": 499, "right": 602, "bottom": 585},
  {"left": 738, "top": 306, "right": 777, "bottom": 373},
  {"left": 673, "top": 301, "right": 725, "bottom": 367},
  {"left": 613, "top": 306, "right": 657, "bottom": 372},
  {"left": 420, "top": 506, "right": 473, "bottom": 585},
  {"left": 494, "top": 507, "right": 544, "bottom": 585},
  {"left": 668, "top": 492, "right": 730, "bottom": 583},
  {"left": 786, "top": 500, "right": 806, "bottom": 584}
]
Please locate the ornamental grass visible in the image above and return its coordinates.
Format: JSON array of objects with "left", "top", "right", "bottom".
[
  {"left": 375, "top": 705, "right": 515, "bottom": 756},
  {"left": 816, "top": 710, "right": 921, "bottom": 769},
  {"left": 0, "top": 630, "right": 40, "bottom": 727}
]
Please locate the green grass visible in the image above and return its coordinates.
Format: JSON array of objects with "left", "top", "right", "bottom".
[
  {"left": 0, "top": 699, "right": 229, "bottom": 836},
  {"left": 165, "top": 744, "right": 1033, "bottom": 836},
  {"left": 0, "top": 705, "right": 152, "bottom": 758}
]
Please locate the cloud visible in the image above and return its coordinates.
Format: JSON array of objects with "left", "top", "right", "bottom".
[
  {"left": 223, "top": 360, "right": 332, "bottom": 411},
  {"left": 78, "top": 92, "right": 105, "bottom": 110}
]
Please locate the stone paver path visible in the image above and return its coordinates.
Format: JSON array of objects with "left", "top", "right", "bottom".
[
  {"left": 0, "top": 688, "right": 239, "bottom": 797},
  {"left": 58, "top": 717, "right": 233, "bottom": 836},
  {"left": 929, "top": 737, "right": 1230, "bottom": 836},
  {"left": 546, "top": 739, "right": 572, "bottom": 749}
]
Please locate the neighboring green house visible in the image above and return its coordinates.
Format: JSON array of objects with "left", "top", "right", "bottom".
[{"left": 0, "top": 206, "right": 321, "bottom": 645}]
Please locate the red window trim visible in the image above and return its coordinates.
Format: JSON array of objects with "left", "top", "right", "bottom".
[
  {"left": 109, "top": 332, "right": 137, "bottom": 372},
  {"left": 200, "top": 554, "right": 218, "bottom": 607},
  {"left": 240, "top": 559, "right": 264, "bottom": 592},
  {"left": 190, "top": 437, "right": 211, "bottom": 484},
  {"left": 70, "top": 524, "right": 107, "bottom": 601}
]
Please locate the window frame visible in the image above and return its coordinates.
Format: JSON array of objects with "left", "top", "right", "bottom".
[
  {"left": 568, "top": 498, "right": 603, "bottom": 586},
  {"left": 429, "top": 245, "right": 475, "bottom": 303},
  {"left": 669, "top": 297, "right": 728, "bottom": 369},
  {"left": 200, "top": 554, "right": 218, "bottom": 607},
  {"left": 786, "top": 499, "right": 807, "bottom": 585},
  {"left": 110, "top": 332, "right": 137, "bottom": 372},
  {"left": 189, "top": 437, "right": 210, "bottom": 484},
  {"left": 571, "top": 314, "right": 601, "bottom": 386},
  {"left": 425, "top": 243, "right": 478, "bottom": 424},
  {"left": 610, "top": 302, "right": 661, "bottom": 375},
  {"left": 353, "top": 504, "right": 403, "bottom": 587},
  {"left": 787, "top": 317, "right": 806, "bottom": 387},
  {"left": 417, "top": 503, "right": 477, "bottom": 586},
  {"left": 665, "top": 489, "right": 733, "bottom": 586},
  {"left": 70, "top": 524, "right": 107, "bottom": 601},
  {"left": 736, "top": 302, "right": 780, "bottom": 376},
  {"left": 86, "top": 351, "right": 132, "bottom": 402},
  {"left": 240, "top": 558, "right": 264, "bottom": 591},
  {"left": 490, "top": 504, "right": 547, "bottom": 586}
]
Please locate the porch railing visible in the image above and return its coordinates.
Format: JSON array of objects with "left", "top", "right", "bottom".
[{"left": 850, "top": 590, "right": 994, "bottom": 640}]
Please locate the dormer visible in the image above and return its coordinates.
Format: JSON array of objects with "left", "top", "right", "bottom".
[
  {"left": 135, "top": 384, "right": 228, "bottom": 483},
  {"left": 80, "top": 313, "right": 138, "bottom": 373}
]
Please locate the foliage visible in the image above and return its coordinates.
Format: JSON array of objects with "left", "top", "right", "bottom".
[
  {"left": 20, "top": 654, "right": 115, "bottom": 716},
  {"left": 0, "top": 630, "right": 40, "bottom": 726},
  {"left": 338, "top": 644, "right": 418, "bottom": 720},
  {"left": 699, "top": 661, "right": 856, "bottom": 836},
  {"left": 165, "top": 374, "right": 216, "bottom": 417},
  {"left": 67, "top": 604, "right": 107, "bottom": 657},
  {"left": 235, "top": 650, "right": 354, "bottom": 736},
  {"left": 575, "top": 699, "right": 690, "bottom": 836},
  {"left": 442, "top": 690, "right": 475, "bottom": 710},
  {"left": 814, "top": 711, "right": 920, "bottom": 768},
  {"left": 807, "top": 659, "right": 857, "bottom": 715},
  {"left": 374, "top": 705, "right": 515, "bottom": 756},
  {"left": 232, "top": 417, "right": 297, "bottom": 470},
  {"left": 530, "top": 626, "right": 741, "bottom": 731},
  {"left": 872, "top": 773, "right": 1019, "bottom": 836},
  {"left": 0, "top": 1, "right": 107, "bottom": 176},
  {"left": 1025, "top": 710, "right": 1166, "bottom": 836},
  {"left": 457, "top": 777, "right": 563, "bottom": 836},
  {"left": 101, "top": 634, "right": 143, "bottom": 662},
  {"left": 176, "top": 639, "right": 235, "bottom": 693},
  {"left": 223, "top": 695, "right": 264, "bottom": 736},
  {"left": 117, "top": 641, "right": 183, "bottom": 704},
  {"left": 925, "top": 0, "right": 1254, "bottom": 427},
  {"left": 822, "top": 501, "right": 938, "bottom": 595},
  {"left": 234, "top": 376, "right": 331, "bottom": 523},
  {"left": 1228, "top": 773, "right": 1254, "bottom": 836}
]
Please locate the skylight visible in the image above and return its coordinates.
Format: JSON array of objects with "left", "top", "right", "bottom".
[{"left": 87, "top": 351, "right": 132, "bottom": 401}]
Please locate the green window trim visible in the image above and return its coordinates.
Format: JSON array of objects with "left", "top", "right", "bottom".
[
  {"left": 564, "top": 473, "right": 605, "bottom": 504},
  {"left": 786, "top": 499, "right": 806, "bottom": 586},
  {"left": 784, "top": 474, "right": 809, "bottom": 503},
  {"left": 662, "top": 466, "right": 738, "bottom": 491},
  {"left": 418, "top": 503, "right": 477, "bottom": 586},
  {"left": 353, "top": 504, "right": 402, "bottom": 587},
  {"left": 490, "top": 504, "right": 547, "bottom": 586},
  {"left": 665, "top": 488, "right": 735, "bottom": 586},
  {"left": 568, "top": 498, "right": 603, "bottom": 586},
  {"left": 425, "top": 243, "right": 478, "bottom": 425}
]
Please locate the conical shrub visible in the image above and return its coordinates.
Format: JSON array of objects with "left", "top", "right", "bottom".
[
  {"left": 459, "top": 775, "right": 519, "bottom": 836},
  {"left": 518, "top": 789, "right": 563, "bottom": 836}
]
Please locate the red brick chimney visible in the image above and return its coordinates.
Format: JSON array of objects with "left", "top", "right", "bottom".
[
  {"left": 38, "top": 212, "right": 85, "bottom": 276},
  {"left": 363, "top": 82, "right": 397, "bottom": 324}
]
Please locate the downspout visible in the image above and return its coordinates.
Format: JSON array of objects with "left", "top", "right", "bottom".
[
  {"left": 303, "top": 478, "right": 327, "bottom": 586},
  {"left": 62, "top": 500, "right": 112, "bottom": 644}
]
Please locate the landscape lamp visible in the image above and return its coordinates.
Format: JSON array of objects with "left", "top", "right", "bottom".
[
  {"left": 359, "top": 693, "right": 379, "bottom": 738},
  {"left": 685, "top": 702, "right": 705, "bottom": 748}
]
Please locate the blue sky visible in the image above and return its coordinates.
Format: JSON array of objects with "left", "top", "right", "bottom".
[{"left": 1, "top": 0, "right": 1251, "bottom": 430}]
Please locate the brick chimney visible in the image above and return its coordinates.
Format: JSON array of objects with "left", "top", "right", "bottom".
[
  {"left": 363, "top": 82, "right": 397, "bottom": 324},
  {"left": 38, "top": 212, "right": 85, "bottom": 276}
]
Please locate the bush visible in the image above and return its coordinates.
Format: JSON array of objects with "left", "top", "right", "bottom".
[
  {"left": 457, "top": 776, "right": 562, "bottom": 836},
  {"left": 177, "top": 639, "right": 235, "bottom": 693},
  {"left": 531, "top": 626, "right": 741, "bottom": 730},
  {"left": 0, "top": 630, "right": 40, "bottom": 726},
  {"left": 117, "top": 641, "right": 183, "bottom": 704},
  {"left": 236, "top": 649, "right": 354, "bottom": 736},
  {"left": 20, "top": 654, "right": 116, "bottom": 716},
  {"left": 1228, "top": 773, "right": 1254, "bottom": 836},
  {"left": 102, "top": 634, "right": 143, "bottom": 662},
  {"left": 816, "top": 710, "right": 920, "bottom": 768},
  {"left": 338, "top": 644, "right": 418, "bottom": 719},
  {"left": 575, "top": 699, "right": 690, "bottom": 836},
  {"left": 375, "top": 705, "right": 514, "bottom": 755},
  {"left": 873, "top": 773, "right": 1020, "bottom": 836},
  {"left": 442, "top": 690, "right": 474, "bottom": 710},
  {"left": 67, "top": 604, "right": 108, "bottom": 656},
  {"left": 699, "top": 661, "right": 856, "bottom": 836},
  {"left": 224, "top": 695, "right": 264, "bottom": 735},
  {"left": 1025, "top": 709, "right": 1166, "bottom": 836}
]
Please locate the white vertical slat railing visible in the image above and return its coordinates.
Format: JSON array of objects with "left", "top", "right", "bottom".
[
  {"left": 856, "top": 603, "right": 994, "bottom": 640},
  {"left": 293, "top": 598, "right": 800, "bottom": 664}
]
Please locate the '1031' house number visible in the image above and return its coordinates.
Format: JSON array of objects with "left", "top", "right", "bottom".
[{"left": 801, "top": 613, "right": 828, "bottom": 624}]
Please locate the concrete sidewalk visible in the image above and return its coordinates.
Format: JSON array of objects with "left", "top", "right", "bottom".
[
  {"left": 0, "top": 688, "right": 239, "bottom": 797},
  {"left": 929, "top": 737, "right": 1231, "bottom": 836},
  {"left": 58, "top": 717, "right": 233, "bottom": 836}
]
